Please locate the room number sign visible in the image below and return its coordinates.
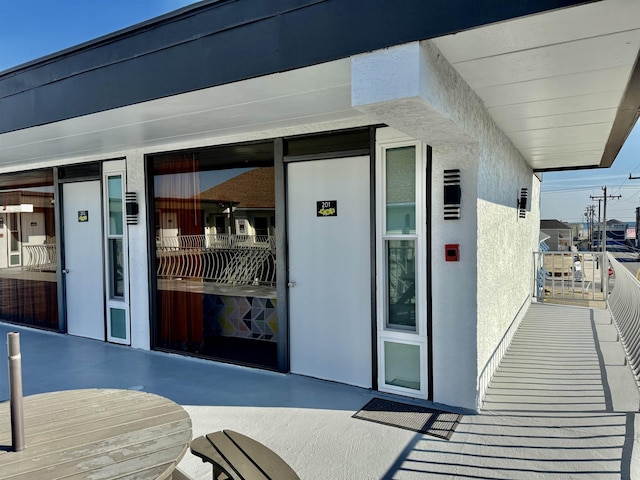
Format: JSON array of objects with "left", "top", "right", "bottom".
[{"left": 317, "top": 200, "right": 337, "bottom": 217}]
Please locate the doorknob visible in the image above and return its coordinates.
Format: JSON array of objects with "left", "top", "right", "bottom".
[
  {"left": 62, "top": 269, "right": 69, "bottom": 274},
  {"left": 287, "top": 281, "right": 296, "bottom": 288}
]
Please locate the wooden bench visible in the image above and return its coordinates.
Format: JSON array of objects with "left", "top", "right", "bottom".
[{"left": 190, "top": 430, "right": 300, "bottom": 480}]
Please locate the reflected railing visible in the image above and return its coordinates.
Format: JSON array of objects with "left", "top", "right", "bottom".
[
  {"left": 157, "top": 234, "right": 276, "bottom": 286},
  {"left": 23, "top": 244, "right": 57, "bottom": 272},
  {"left": 533, "top": 251, "right": 608, "bottom": 307},
  {"left": 158, "top": 234, "right": 275, "bottom": 250}
]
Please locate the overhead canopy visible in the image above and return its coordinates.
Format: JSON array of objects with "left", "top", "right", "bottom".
[
  {"left": 433, "top": 0, "right": 640, "bottom": 171},
  {"left": 0, "top": 0, "right": 638, "bottom": 172}
]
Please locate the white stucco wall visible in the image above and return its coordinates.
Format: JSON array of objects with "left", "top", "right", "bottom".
[
  {"left": 125, "top": 150, "right": 151, "bottom": 350},
  {"left": 476, "top": 145, "right": 541, "bottom": 404},
  {"left": 353, "top": 40, "right": 540, "bottom": 410},
  {"left": 430, "top": 143, "right": 479, "bottom": 409}
]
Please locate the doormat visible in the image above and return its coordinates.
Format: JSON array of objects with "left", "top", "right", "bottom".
[{"left": 352, "top": 398, "right": 462, "bottom": 440}]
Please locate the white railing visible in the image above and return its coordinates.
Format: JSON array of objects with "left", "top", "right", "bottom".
[
  {"left": 156, "top": 234, "right": 276, "bottom": 286},
  {"left": 23, "top": 244, "right": 57, "bottom": 272},
  {"left": 157, "top": 234, "right": 275, "bottom": 250},
  {"left": 533, "top": 251, "right": 608, "bottom": 306},
  {"left": 608, "top": 255, "right": 640, "bottom": 386}
]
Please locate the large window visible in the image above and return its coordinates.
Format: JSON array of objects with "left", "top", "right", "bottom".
[
  {"left": 150, "top": 142, "right": 277, "bottom": 368},
  {"left": 0, "top": 169, "right": 58, "bottom": 329}
]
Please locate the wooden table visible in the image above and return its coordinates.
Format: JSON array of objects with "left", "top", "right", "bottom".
[{"left": 0, "top": 389, "right": 192, "bottom": 480}]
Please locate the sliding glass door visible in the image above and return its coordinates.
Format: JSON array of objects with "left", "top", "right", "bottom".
[{"left": 150, "top": 142, "right": 278, "bottom": 369}]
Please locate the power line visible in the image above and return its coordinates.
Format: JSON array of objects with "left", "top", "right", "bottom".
[{"left": 542, "top": 185, "right": 640, "bottom": 194}]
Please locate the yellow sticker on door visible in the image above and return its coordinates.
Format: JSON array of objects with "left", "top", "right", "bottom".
[{"left": 78, "top": 211, "right": 89, "bottom": 222}]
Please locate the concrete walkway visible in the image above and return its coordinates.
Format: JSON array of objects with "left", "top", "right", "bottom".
[{"left": 0, "top": 302, "right": 637, "bottom": 479}]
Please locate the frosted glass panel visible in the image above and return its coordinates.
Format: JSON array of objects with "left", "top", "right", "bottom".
[
  {"left": 386, "top": 146, "right": 416, "bottom": 234},
  {"left": 384, "top": 341, "right": 420, "bottom": 390},
  {"left": 110, "top": 308, "right": 127, "bottom": 339}
]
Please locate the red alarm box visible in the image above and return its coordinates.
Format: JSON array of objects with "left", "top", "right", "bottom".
[{"left": 445, "top": 244, "right": 459, "bottom": 261}]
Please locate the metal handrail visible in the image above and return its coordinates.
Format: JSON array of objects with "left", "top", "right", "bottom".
[
  {"left": 533, "top": 251, "right": 607, "bottom": 305},
  {"left": 608, "top": 255, "right": 640, "bottom": 385}
]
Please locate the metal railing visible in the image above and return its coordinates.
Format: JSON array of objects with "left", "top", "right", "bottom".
[
  {"left": 157, "top": 234, "right": 275, "bottom": 250},
  {"left": 608, "top": 255, "right": 640, "bottom": 385},
  {"left": 533, "top": 251, "right": 608, "bottom": 306},
  {"left": 156, "top": 234, "right": 276, "bottom": 286},
  {"left": 22, "top": 244, "right": 57, "bottom": 272}
]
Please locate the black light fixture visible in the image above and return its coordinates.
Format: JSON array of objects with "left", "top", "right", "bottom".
[
  {"left": 444, "top": 169, "right": 461, "bottom": 220},
  {"left": 518, "top": 188, "right": 528, "bottom": 218},
  {"left": 126, "top": 192, "right": 139, "bottom": 225}
]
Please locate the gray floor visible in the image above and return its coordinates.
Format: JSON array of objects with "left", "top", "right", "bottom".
[{"left": 0, "top": 302, "right": 638, "bottom": 479}]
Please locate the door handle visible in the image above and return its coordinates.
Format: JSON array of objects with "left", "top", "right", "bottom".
[
  {"left": 287, "top": 281, "right": 296, "bottom": 288},
  {"left": 62, "top": 269, "right": 69, "bottom": 274}
]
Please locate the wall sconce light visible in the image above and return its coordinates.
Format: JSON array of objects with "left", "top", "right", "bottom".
[
  {"left": 444, "top": 169, "right": 461, "bottom": 220},
  {"left": 518, "top": 188, "right": 528, "bottom": 218},
  {"left": 126, "top": 192, "right": 139, "bottom": 225}
]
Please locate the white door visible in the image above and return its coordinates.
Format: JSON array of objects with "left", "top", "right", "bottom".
[
  {"left": 287, "top": 156, "right": 372, "bottom": 388},
  {"left": 63, "top": 181, "right": 105, "bottom": 340}
]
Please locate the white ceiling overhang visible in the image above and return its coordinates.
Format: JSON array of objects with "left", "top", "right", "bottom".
[
  {"left": 432, "top": 0, "right": 640, "bottom": 171},
  {"left": 0, "top": 59, "right": 371, "bottom": 171},
  {"left": 0, "top": 0, "right": 639, "bottom": 172}
]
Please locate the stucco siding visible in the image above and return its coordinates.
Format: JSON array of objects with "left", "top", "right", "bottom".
[
  {"left": 420, "top": 38, "right": 541, "bottom": 402},
  {"left": 430, "top": 143, "right": 479, "bottom": 409},
  {"left": 353, "top": 40, "right": 541, "bottom": 409},
  {"left": 476, "top": 153, "right": 541, "bottom": 403},
  {"left": 418, "top": 39, "right": 541, "bottom": 407},
  {"left": 126, "top": 150, "right": 151, "bottom": 350}
]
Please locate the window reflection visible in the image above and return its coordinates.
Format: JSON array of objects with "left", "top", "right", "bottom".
[
  {"left": 386, "top": 240, "right": 416, "bottom": 329},
  {"left": 109, "top": 238, "right": 124, "bottom": 298},
  {"left": 152, "top": 145, "right": 277, "bottom": 368},
  {"left": 386, "top": 146, "right": 416, "bottom": 234},
  {"left": 0, "top": 170, "right": 58, "bottom": 329}
]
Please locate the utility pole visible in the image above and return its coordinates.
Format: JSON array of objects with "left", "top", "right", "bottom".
[
  {"left": 585, "top": 205, "right": 595, "bottom": 250},
  {"left": 591, "top": 187, "right": 622, "bottom": 253},
  {"left": 590, "top": 187, "right": 622, "bottom": 292},
  {"left": 589, "top": 196, "right": 603, "bottom": 250}
]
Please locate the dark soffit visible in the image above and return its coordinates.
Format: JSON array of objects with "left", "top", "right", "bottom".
[{"left": 0, "top": 0, "right": 596, "bottom": 135}]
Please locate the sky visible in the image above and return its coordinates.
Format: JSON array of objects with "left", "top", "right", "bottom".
[
  {"left": 0, "top": 0, "right": 201, "bottom": 71},
  {"left": 1, "top": 0, "right": 639, "bottom": 225},
  {"left": 539, "top": 127, "right": 640, "bottom": 225}
]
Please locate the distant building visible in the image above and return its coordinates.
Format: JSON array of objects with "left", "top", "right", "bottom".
[
  {"left": 540, "top": 220, "right": 572, "bottom": 251},
  {"left": 593, "top": 219, "right": 635, "bottom": 250}
]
